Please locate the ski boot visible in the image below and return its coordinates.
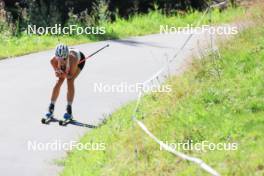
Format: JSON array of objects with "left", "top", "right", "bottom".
[
  {"left": 41, "top": 103, "right": 55, "bottom": 124},
  {"left": 59, "top": 105, "right": 73, "bottom": 126}
]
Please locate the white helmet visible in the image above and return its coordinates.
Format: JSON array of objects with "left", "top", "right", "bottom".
[{"left": 55, "top": 44, "right": 69, "bottom": 59}]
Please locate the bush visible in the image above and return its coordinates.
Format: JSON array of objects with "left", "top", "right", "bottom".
[{"left": 1, "top": 0, "right": 215, "bottom": 36}]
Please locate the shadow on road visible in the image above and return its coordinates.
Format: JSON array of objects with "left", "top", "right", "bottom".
[
  {"left": 112, "top": 39, "right": 174, "bottom": 49},
  {"left": 66, "top": 120, "right": 97, "bottom": 129}
]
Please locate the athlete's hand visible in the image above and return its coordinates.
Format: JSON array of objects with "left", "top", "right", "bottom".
[
  {"left": 55, "top": 69, "right": 65, "bottom": 78},
  {"left": 55, "top": 69, "right": 62, "bottom": 77}
]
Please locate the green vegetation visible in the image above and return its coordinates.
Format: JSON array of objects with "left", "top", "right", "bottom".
[
  {"left": 59, "top": 7, "right": 264, "bottom": 176},
  {"left": 0, "top": 7, "right": 245, "bottom": 59},
  {"left": 103, "top": 7, "right": 245, "bottom": 38}
]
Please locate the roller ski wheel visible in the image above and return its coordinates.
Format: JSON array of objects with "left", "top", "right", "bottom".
[
  {"left": 41, "top": 113, "right": 54, "bottom": 124},
  {"left": 59, "top": 113, "right": 73, "bottom": 126}
]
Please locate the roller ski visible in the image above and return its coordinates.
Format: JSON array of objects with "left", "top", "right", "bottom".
[
  {"left": 41, "top": 104, "right": 58, "bottom": 124},
  {"left": 59, "top": 105, "right": 74, "bottom": 126},
  {"left": 59, "top": 113, "right": 97, "bottom": 128},
  {"left": 41, "top": 113, "right": 59, "bottom": 124}
]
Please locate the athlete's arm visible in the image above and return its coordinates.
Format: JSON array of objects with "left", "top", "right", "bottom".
[
  {"left": 51, "top": 57, "right": 60, "bottom": 69},
  {"left": 50, "top": 57, "right": 65, "bottom": 78}
]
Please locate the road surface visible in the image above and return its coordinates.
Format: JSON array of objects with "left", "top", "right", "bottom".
[{"left": 0, "top": 26, "right": 235, "bottom": 176}]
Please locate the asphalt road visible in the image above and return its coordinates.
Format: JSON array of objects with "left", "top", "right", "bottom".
[{"left": 0, "top": 26, "right": 233, "bottom": 176}]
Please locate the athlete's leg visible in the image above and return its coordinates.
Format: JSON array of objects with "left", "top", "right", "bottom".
[
  {"left": 66, "top": 68, "right": 81, "bottom": 102},
  {"left": 46, "top": 78, "right": 65, "bottom": 117},
  {"left": 66, "top": 78, "right": 75, "bottom": 106},
  {"left": 73, "top": 67, "right": 82, "bottom": 79},
  {"left": 65, "top": 68, "right": 81, "bottom": 117},
  {"left": 65, "top": 54, "right": 85, "bottom": 118},
  {"left": 51, "top": 78, "right": 65, "bottom": 103}
]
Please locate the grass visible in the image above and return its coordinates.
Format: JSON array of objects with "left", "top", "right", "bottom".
[
  {"left": 105, "top": 7, "right": 246, "bottom": 38},
  {"left": 0, "top": 7, "right": 246, "bottom": 59},
  {"left": 59, "top": 6, "right": 264, "bottom": 176}
]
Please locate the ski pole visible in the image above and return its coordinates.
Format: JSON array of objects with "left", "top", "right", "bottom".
[{"left": 79, "top": 44, "right": 110, "bottom": 64}]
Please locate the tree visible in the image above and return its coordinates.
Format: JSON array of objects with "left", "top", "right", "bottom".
[{"left": 27, "top": 0, "right": 66, "bottom": 27}]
